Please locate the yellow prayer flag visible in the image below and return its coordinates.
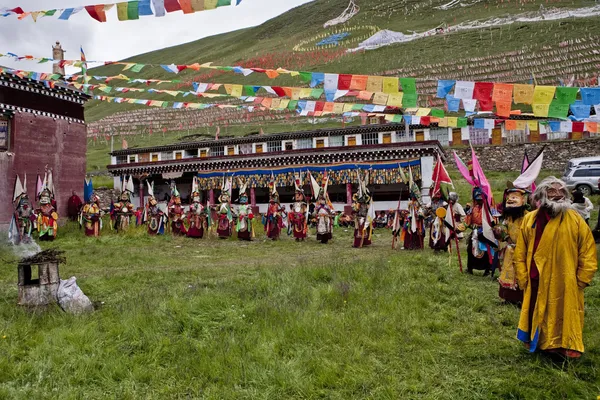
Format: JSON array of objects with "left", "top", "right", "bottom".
[
  {"left": 224, "top": 84, "right": 233, "bottom": 95},
  {"left": 372, "top": 92, "right": 389, "bottom": 105},
  {"left": 416, "top": 108, "right": 431, "bottom": 117},
  {"left": 279, "top": 99, "right": 290, "bottom": 109},
  {"left": 532, "top": 103, "right": 550, "bottom": 117},
  {"left": 291, "top": 88, "right": 301, "bottom": 101},
  {"left": 533, "top": 85, "right": 556, "bottom": 104},
  {"left": 382, "top": 77, "right": 399, "bottom": 94},
  {"left": 332, "top": 103, "right": 345, "bottom": 114},
  {"left": 447, "top": 117, "right": 458, "bottom": 127},
  {"left": 366, "top": 76, "right": 383, "bottom": 93},
  {"left": 527, "top": 121, "right": 538, "bottom": 132},
  {"left": 515, "top": 120, "right": 526, "bottom": 131},
  {"left": 299, "top": 88, "right": 313, "bottom": 98},
  {"left": 343, "top": 104, "right": 354, "bottom": 112},
  {"left": 271, "top": 98, "right": 281, "bottom": 109},
  {"left": 439, "top": 117, "right": 448, "bottom": 127},
  {"left": 191, "top": 0, "right": 205, "bottom": 11},
  {"left": 122, "top": 63, "right": 136, "bottom": 71},
  {"left": 513, "top": 84, "right": 534, "bottom": 104},
  {"left": 230, "top": 85, "right": 243, "bottom": 98},
  {"left": 116, "top": 2, "right": 128, "bottom": 20},
  {"left": 204, "top": 0, "right": 218, "bottom": 9},
  {"left": 386, "top": 93, "right": 403, "bottom": 107}
]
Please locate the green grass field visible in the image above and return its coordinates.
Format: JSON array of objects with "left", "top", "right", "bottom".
[{"left": 1, "top": 172, "right": 599, "bottom": 398}]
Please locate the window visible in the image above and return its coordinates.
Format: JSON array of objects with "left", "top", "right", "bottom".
[
  {"left": 296, "top": 138, "right": 312, "bottom": 149},
  {"left": 316, "top": 139, "right": 325, "bottom": 148},
  {"left": 116, "top": 155, "right": 128, "bottom": 164},
  {"left": 174, "top": 151, "right": 183, "bottom": 160},
  {"left": 382, "top": 133, "right": 392, "bottom": 144},
  {"left": 161, "top": 151, "right": 174, "bottom": 161},
  {"left": 255, "top": 144, "right": 264, "bottom": 153},
  {"left": 429, "top": 128, "right": 449, "bottom": 147},
  {"left": 267, "top": 141, "right": 282, "bottom": 152},
  {"left": 200, "top": 149, "right": 208, "bottom": 158},
  {"left": 185, "top": 149, "right": 198, "bottom": 158},
  {"left": 361, "top": 132, "right": 379, "bottom": 145},
  {"left": 347, "top": 136, "right": 357, "bottom": 146},
  {"left": 239, "top": 143, "right": 252, "bottom": 155},
  {"left": 329, "top": 135, "right": 343, "bottom": 147},
  {"left": 210, "top": 146, "right": 225, "bottom": 157},
  {"left": 227, "top": 146, "right": 235, "bottom": 156},
  {"left": 128, "top": 155, "right": 138, "bottom": 163},
  {"left": 0, "top": 119, "right": 8, "bottom": 150},
  {"left": 414, "top": 130, "right": 425, "bottom": 142},
  {"left": 284, "top": 141, "right": 293, "bottom": 151},
  {"left": 151, "top": 153, "right": 159, "bottom": 162},
  {"left": 573, "top": 169, "right": 600, "bottom": 177}
]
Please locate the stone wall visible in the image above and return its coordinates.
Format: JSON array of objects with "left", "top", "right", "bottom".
[
  {"left": 450, "top": 137, "right": 600, "bottom": 172},
  {"left": 94, "top": 188, "right": 119, "bottom": 209}
]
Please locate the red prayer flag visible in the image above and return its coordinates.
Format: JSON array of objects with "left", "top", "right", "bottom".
[
  {"left": 85, "top": 5, "right": 107, "bottom": 22},
  {"left": 314, "top": 101, "right": 325, "bottom": 112},
  {"left": 478, "top": 98, "right": 494, "bottom": 112},
  {"left": 164, "top": 0, "right": 182, "bottom": 12},
  {"left": 338, "top": 74, "right": 353, "bottom": 90},
  {"left": 420, "top": 116, "right": 431, "bottom": 126},
  {"left": 572, "top": 122, "right": 584, "bottom": 133},
  {"left": 473, "top": 82, "right": 494, "bottom": 102},
  {"left": 272, "top": 87, "right": 286, "bottom": 97}
]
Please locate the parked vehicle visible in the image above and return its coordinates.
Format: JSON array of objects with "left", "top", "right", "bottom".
[{"left": 562, "top": 159, "right": 600, "bottom": 196}]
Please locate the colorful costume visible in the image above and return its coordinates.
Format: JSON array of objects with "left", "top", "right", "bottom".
[
  {"left": 168, "top": 183, "right": 187, "bottom": 236},
  {"left": 428, "top": 196, "right": 448, "bottom": 251},
  {"left": 288, "top": 174, "right": 308, "bottom": 241},
  {"left": 465, "top": 187, "right": 496, "bottom": 275},
  {"left": 144, "top": 181, "right": 167, "bottom": 235},
  {"left": 264, "top": 176, "right": 284, "bottom": 240},
  {"left": 515, "top": 177, "right": 597, "bottom": 357},
  {"left": 235, "top": 178, "right": 253, "bottom": 241},
  {"left": 79, "top": 193, "right": 102, "bottom": 237},
  {"left": 310, "top": 171, "right": 334, "bottom": 244},
  {"left": 401, "top": 196, "right": 424, "bottom": 250},
  {"left": 186, "top": 178, "right": 207, "bottom": 238},
  {"left": 215, "top": 176, "right": 233, "bottom": 239},
  {"left": 495, "top": 187, "right": 528, "bottom": 303},
  {"left": 429, "top": 193, "right": 466, "bottom": 252},
  {"left": 112, "top": 176, "right": 135, "bottom": 233},
  {"left": 352, "top": 170, "right": 374, "bottom": 248},
  {"left": 8, "top": 174, "right": 34, "bottom": 245}
]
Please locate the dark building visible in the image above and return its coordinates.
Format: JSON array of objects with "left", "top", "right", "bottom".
[{"left": 0, "top": 71, "right": 90, "bottom": 228}]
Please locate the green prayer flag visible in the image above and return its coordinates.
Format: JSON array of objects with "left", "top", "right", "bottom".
[
  {"left": 287, "top": 100, "right": 298, "bottom": 110},
  {"left": 393, "top": 115, "right": 403, "bottom": 123},
  {"left": 243, "top": 85, "right": 255, "bottom": 96},
  {"left": 131, "top": 64, "right": 145, "bottom": 73},
  {"left": 548, "top": 100, "right": 569, "bottom": 119},
  {"left": 399, "top": 77, "right": 417, "bottom": 94},
  {"left": 44, "top": 10, "right": 57, "bottom": 16},
  {"left": 310, "top": 89, "right": 324, "bottom": 99},
  {"left": 402, "top": 93, "right": 417, "bottom": 108},
  {"left": 216, "top": 0, "right": 232, "bottom": 5},
  {"left": 555, "top": 87, "right": 579, "bottom": 105},
  {"left": 298, "top": 72, "right": 312, "bottom": 83},
  {"left": 431, "top": 109, "right": 444, "bottom": 118},
  {"left": 127, "top": 1, "right": 140, "bottom": 19},
  {"left": 457, "top": 117, "right": 468, "bottom": 128},
  {"left": 351, "top": 104, "right": 363, "bottom": 111}
]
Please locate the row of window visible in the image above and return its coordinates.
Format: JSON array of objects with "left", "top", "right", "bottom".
[{"left": 115, "top": 131, "right": 406, "bottom": 164}]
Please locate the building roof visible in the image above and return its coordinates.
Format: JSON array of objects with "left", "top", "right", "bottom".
[{"left": 0, "top": 71, "right": 90, "bottom": 103}]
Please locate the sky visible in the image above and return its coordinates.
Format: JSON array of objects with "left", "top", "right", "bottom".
[{"left": 0, "top": 0, "right": 313, "bottom": 73}]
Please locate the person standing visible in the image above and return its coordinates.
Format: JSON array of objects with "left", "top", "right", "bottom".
[
  {"left": 235, "top": 178, "right": 254, "bottom": 241},
  {"left": 571, "top": 189, "right": 594, "bottom": 225},
  {"left": 515, "top": 177, "right": 597, "bottom": 359},
  {"left": 67, "top": 190, "right": 83, "bottom": 221}
]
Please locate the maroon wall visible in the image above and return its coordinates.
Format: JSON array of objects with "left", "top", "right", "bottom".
[{"left": 0, "top": 112, "right": 87, "bottom": 227}]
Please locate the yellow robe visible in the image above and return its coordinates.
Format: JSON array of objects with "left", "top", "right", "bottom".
[{"left": 514, "top": 209, "right": 597, "bottom": 353}]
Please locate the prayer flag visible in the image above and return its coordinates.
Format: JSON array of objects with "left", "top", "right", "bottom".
[
  {"left": 431, "top": 154, "right": 454, "bottom": 201},
  {"left": 570, "top": 102, "right": 591, "bottom": 120},
  {"left": 415, "top": 108, "right": 430, "bottom": 116},
  {"left": 138, "top": 0, "right": 153, "bottom": 15},
  {"left": 532, "top": 103, "right": 549, "bottom": 117},
  {"left": 492, "top": 83, "right": 513, "bottom": 103},
  {"left": 122, "top": 138, "right": 128, "bottom": 149},
  {"left": 527, "top": 121, "right": 538, "bottom": 132},
  {"left": 366, "top": 76, "right": 383, "bottom": 93},
  {"left": 495, "top": 101, "right": 511, "bottom": 118},
  {"left": 386, "top": 93, "right": 403, "bottom": 107},
  {"left": 179, "top": 0, "right": 194, "bottom": 13},
  {"left": 437, "top": 80, "right": 455, "bottom": 98},
  {"left": 58, "top": 8, "right": 77, "bottom": 20},
  {"left": 152, "top": 0, "right": 166, "bottom": 16},
  {"left": 454, "top": 81, "right": 475, "bottom": 99},
  {"left": 548, "top": 100, "right": 569, "bottom": 119},
  {"left": 324, "top": 73, "right": 339, "bottom": 91},
  {"left": 572, "top": 122, "right": 584, "bottom": 133},
  {"left": 533, "top": 85, "right": 556, "bottom": 104},
  {"left": 447, "top": 117, "right": 458, "bottom": 127},
  {"left": 309, "top": 72, "right": 324, "bottom": 88},
  {"left": 164, "top": 0, "right": 182, "bottom": 12},
  {"left": 580, "top": 88, "right": 600, "bottom": 105},
  {"left": 555, "top": 87, "right": 579, "bottom": 105},
  {"left": 402, "top": 93, "right": 417, "bottom": 108},
  {"left": 431, "top": 109, "right": 444, "bottom": 118},
  {"left": 399, "top": 77, "right": 416, "bottom": 94},
  {"left": 462, "top": 99, "right": 477, "bottom": 112},
  {"left": 446, "top": 95, "right": 460, "bottom": 112},
  {"left": 513, "top": 84, "right": 534, "bottom": 104},
  {"left": 85, "top": 5, "right": 107, "bottom": 22},
  {"left": 350, "top": 75, "right": 368, "bottom": 91},
  {"left": 338, "top": 74, "right": 352, "bottom": 90},
  {"left": 457, "top": 117, "right": 467, "bottom": 128},
  {"left": 382, "top": 77, "right": 399, "bottom": 94},
  {"left": 560, "top": 121, "right": 572, "bottom": 132},
  {"left": 473, "top": 82, "right": 493, "bottom": 103},
  {"left": 358, "top": 91, "right": 373, "bottom": 101},
  {"left": 505, "top": 120, "right": 517, "bottom": 130},
  {"left": 372, "top": 92, "right": 388, "bottom": 105}
]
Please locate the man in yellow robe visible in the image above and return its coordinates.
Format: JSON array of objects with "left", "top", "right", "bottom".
[{"left": 515, "top": 177, "right": 597, "bottom": 358}]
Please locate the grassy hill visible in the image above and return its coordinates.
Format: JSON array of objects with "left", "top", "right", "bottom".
[{"left": 84, "top": 0, "right": 600, "bottom": 172}]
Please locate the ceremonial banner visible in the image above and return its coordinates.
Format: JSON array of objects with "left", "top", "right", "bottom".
[
  {"left": 513, "top": 84, "right": 534, "bottom": 104},
  {"left": 533, "top": 86, "right": 556, "bottom": 104}
]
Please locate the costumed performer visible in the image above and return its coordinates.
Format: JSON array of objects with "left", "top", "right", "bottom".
[
  {"left": 235, "top": 178, "right": 254, "bottom": 241},
  {"left": 144, "top": 181, "right": 167, "bottom": 235},
  {"left": 36, "top": 170, "right": 58, "bottom": 241},
  {"left": 79, "top": 193, "right": 103, "bottom": 237},
  {"left": 67, "top": 190, "right": 83, "bottom": 221},
  {"left": 264, "top": 175, "right": 285, "bottom": 240},
  {"left": 401, "top": 193, "right": 424, "bottom": 250},
  {"left": 214, "top": 176, "right": 233, "bottom": 239},
  {"left": 515, "top": 176, "right": 597, "bottom": 359},
  {"left": 187, "top": 177, "right": 207, "bottom": 238},
  {"left": 352, "top": 170, "right": 374, "bottom": 248},
  {"left": 8, "top": 174, "right": 34, "bottom": 245},
  {"left": 111, "top": 176, "right": 135, "bottom": 232},
  {"left": 288, "top": 173, "right": 308, "bottom": 241},
  {"left": 309, "top": 171, "right": 334, "bottom": 244},
  {"left": 168, "top": 183, "right": 187, "bottom": 236},
  {"left": 465, "top": 187, "right": 496, "bottom": 275}
]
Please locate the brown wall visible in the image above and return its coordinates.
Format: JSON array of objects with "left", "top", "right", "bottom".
[{"left": 0, "top": 112, "right": 87, "bottom": 226}]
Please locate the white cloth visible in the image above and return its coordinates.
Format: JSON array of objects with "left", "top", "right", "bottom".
[{"left": 571, "top": 198, "right": 594, "bottom": 220}]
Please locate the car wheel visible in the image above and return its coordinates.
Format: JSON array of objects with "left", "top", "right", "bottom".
[{"left": 576, "top": 184, "right": 593, "bottom": 196}]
